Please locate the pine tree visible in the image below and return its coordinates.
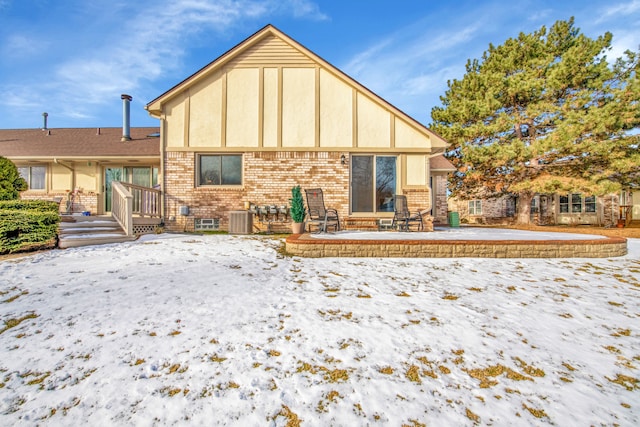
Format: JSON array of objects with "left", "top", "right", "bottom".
[
  {"left": 0, "top": 157, "right": 28, "bottom": 201},
  {"left": 431, "top": 18, "right": 640, "bottom": 224}
]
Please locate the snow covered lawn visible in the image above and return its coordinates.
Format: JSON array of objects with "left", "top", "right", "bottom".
[{"left": 1, "top": 232, "right": 638, "bottom": 426}]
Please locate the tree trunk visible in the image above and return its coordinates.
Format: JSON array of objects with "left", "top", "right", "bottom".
[{"left": 516, "top": 192, "right": 533, "bottom": 225}]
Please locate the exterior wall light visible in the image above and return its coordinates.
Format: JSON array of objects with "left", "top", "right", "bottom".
[{"left": 340, "top": 154, "right": 346, "bottom": 165}]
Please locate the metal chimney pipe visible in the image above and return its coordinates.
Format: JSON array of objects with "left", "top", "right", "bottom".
[
  {"left": 121, "top": 94, "right": 132, "bottom": 141},
  {"left": 42, "top": 112, "right": 48, "bottom": 130}
]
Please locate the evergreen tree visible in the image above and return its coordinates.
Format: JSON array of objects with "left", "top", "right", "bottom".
[
  {"left": 289, "top": 185, "right": 305, "bottom": 223},
  {"left": 0, "top": 157, "right": 28, "bottom": 201},
  {"left": 431, "top": 18, "right": 640, "bottom": 223}
]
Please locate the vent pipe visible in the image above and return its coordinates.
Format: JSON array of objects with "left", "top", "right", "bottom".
[
  {"left": 42, "top": 112, "right": 48, "bottom": 130},
  {"left": 121, "top": 94, "right": 132, "bottom": 141}
]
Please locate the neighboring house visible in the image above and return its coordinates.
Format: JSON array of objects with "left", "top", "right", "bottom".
[
  {"left": 448, "top": 191, "right": 639, "bottom": 227},
  {"left": 0, "top": 121, "right": 161, "bottom": 220},
  {"left": 145, "top": 24, "right": 454, "bottom": 232},
  {"left": 448, "top": 194, "right": 516, "bottom": 225}
]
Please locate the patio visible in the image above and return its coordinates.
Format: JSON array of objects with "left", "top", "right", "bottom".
[{"left": 285, "top": 227, "right": 628, "bottom": 258}]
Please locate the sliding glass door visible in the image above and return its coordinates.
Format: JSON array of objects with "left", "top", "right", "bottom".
[
  {"left": 104, "top": 167, "right": 123, "bottom": 213},
  {"left": 350, "top": 155, "right": 397, "bottom": 214},
  {"left": 104, "top": 166, "right": 158, "bottom": 212}
]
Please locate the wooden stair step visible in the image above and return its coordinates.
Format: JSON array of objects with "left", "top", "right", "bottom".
[
  {"left": 58, "top": 215, "right": 134, "bottom": 249},
  {"left": 58, "top": 234, "right": 136, "bottom": 249}
]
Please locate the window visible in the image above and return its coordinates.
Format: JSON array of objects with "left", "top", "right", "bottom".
[
  {"left": 350, "top": 155, "right": 397, "bottom": 213},
  {"left": 17, "top": 166, "right": 46, "bottom": 190},
  {"left": 585, "top": 196, "right": 596, "bottom": 213},
  {"left": 559, "top": 195, "right": 569, "bottom": 213},
  {"left": 468, "top": 200, "right": 482, "bottom": 215},
  {"left": 571, "top": 194, "right": 582, "bottom": 213},
  {"left": 198, "top": 155, "right": 242, "bottom": 186},
  {"left": 559, "top": 194, "right": 597, "bottom": 214}
]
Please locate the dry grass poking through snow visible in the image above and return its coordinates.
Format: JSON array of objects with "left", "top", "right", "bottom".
[{"left": 0, "top": 234, "right": 638, "bottom": 425}]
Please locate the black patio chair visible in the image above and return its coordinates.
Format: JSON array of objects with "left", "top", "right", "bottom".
[
  {"left": 304, "top": 188, "right": 340, "bottom": 233},
  {"left": 392, "top": 195, "right": 424, "bottom": 231}
]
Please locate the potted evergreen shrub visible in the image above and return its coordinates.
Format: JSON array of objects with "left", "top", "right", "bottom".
[{"left": 289, "top": 185, "right": 305, "bottom": 234}]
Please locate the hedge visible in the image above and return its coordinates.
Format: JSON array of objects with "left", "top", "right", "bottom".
[
  {"left": 0, "top": 200, "right": 60, "bottom": 213},
  {"left": 0, "top": 201, "right": 60, "bottom": 254}
]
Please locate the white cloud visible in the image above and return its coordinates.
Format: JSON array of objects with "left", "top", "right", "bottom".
[
  {"left": 0, "top": 0, "right": 329, "bottom": 126},
  {"left": 338, "top": 0, "right": 640, "bottom": 125},
  {"left": 343, "top": 24, "right": 481, "bottom": 92},
  {"left": 1, "top": 34, "right": 48, "bottom": 59},
  {"left": 287, "top": 0, "right": 329, "bottom": 20},
  {"left": 343, "top": 38, "right": 395, "bottom": 77},
  {"left": 2, "top": 85, "right": 42, "bottom": 110},
  {"left": 596, "top": 0, "right": 640, "bottom": 23},
  {"left": 607, "top": 28, "right": 640, "bottom": 60},
  {"left": 341, "top": 16, "right": 485, "bottom": 124},
  {"left": 528, "top": 9, "right": 552, "bottom": 21},
  {"left": 401, "top": 66, "right": 464, "bottom": 96}
]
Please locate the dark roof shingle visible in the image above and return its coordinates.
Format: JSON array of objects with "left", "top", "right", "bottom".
[
  {"left": 0, "top": 127, "right": 160, "bottom": 158},
  {"left": 430, "top": 155, "right": 456, "bottom": 171}
]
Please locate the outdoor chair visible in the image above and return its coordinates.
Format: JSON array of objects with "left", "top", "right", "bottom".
[
  {"left": 304, "top": 188, "right": 340, "bottom": 233},
  {"left": 392, "top": 195, "right": 424, "bottom": 231}
]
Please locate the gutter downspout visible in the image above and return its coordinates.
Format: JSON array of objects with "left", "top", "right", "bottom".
[
  {"left": 145, "top": 103, "right": 164, "bottom": 225},
  {"left": 159, "top": 116, "right": 166, "bottom": 225}
]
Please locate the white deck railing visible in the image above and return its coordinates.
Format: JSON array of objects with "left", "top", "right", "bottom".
[
  {"left": 111, "top": 182, "right": 162, "bottom": 237},
  {"left": 119, "top": 183, "right": 161, "bottom": 218},
  {"left": 111, "top": 181, "right": 133, "bottom": 236}
]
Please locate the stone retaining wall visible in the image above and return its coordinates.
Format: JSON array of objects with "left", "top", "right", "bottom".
[{"left": 285, "top": 235, "right": 627, "bottom": 258}]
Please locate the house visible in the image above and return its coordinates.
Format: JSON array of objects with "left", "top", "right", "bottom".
[
  {"left": 0, "top": 104, "right": 162, "bottom": 234},
  {"left": 448, "top": 191, "right": 639, "bottom": 227},
  {"left": 447, "top": 193, "right": 516, "bottom": 225},
  {"left": 145, "top": 24, "right": 454, "bottom": 232}
]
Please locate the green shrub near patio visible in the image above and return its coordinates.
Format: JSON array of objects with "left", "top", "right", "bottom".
[{"left": 0, "top": 200, "right": 60, "bottom": 254}]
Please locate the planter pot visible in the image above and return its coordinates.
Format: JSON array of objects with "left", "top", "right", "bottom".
[
  {"left": 617, "top": 219, "right": 625, "bottom": 228},
  {"left": 291, "top": 222, "right": 305, "bottom": 234}
]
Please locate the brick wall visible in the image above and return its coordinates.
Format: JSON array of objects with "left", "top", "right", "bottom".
[
  {"left": 20, "top": 191, "right": 98, "bottom": 214},
  {"left": 403, "top": 188, "right": 432, "bottom": 215},
  {"left": 448, "top": 195, "right": 516, "bottom": 224},
  {"left": 286, "top": 234, "right": 628, "bottom": 258},
  {"left": 163, "top": 151, "right": 437, "bottom": 232},
  {"left": 432, "top": 174, "right": 448, "bottom": 223},
  {"left": 164, "top": 151, "right": 351, "bottom": 232},
  {"left": 602, "top": 194, "right": 619, "bottom": 226}
]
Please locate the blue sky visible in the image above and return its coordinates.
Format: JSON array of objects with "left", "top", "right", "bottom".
[{"left": 0, "top": 0, "right": 638, "bottom": 130}]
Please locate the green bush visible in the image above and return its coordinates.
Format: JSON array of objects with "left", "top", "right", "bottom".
[
  {"left": 0, "top": 157, "right": 27, "bottom": 201},
  {"left": 0, "top": 201, "right": 60, "bottom": 254},
  {"left": 0, "top": 200, "right": 60, "bottom": 213}
]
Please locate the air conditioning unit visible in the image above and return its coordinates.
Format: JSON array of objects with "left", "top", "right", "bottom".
[{"left": 228, "top": 211, "right": 252, "bottom": 234}]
